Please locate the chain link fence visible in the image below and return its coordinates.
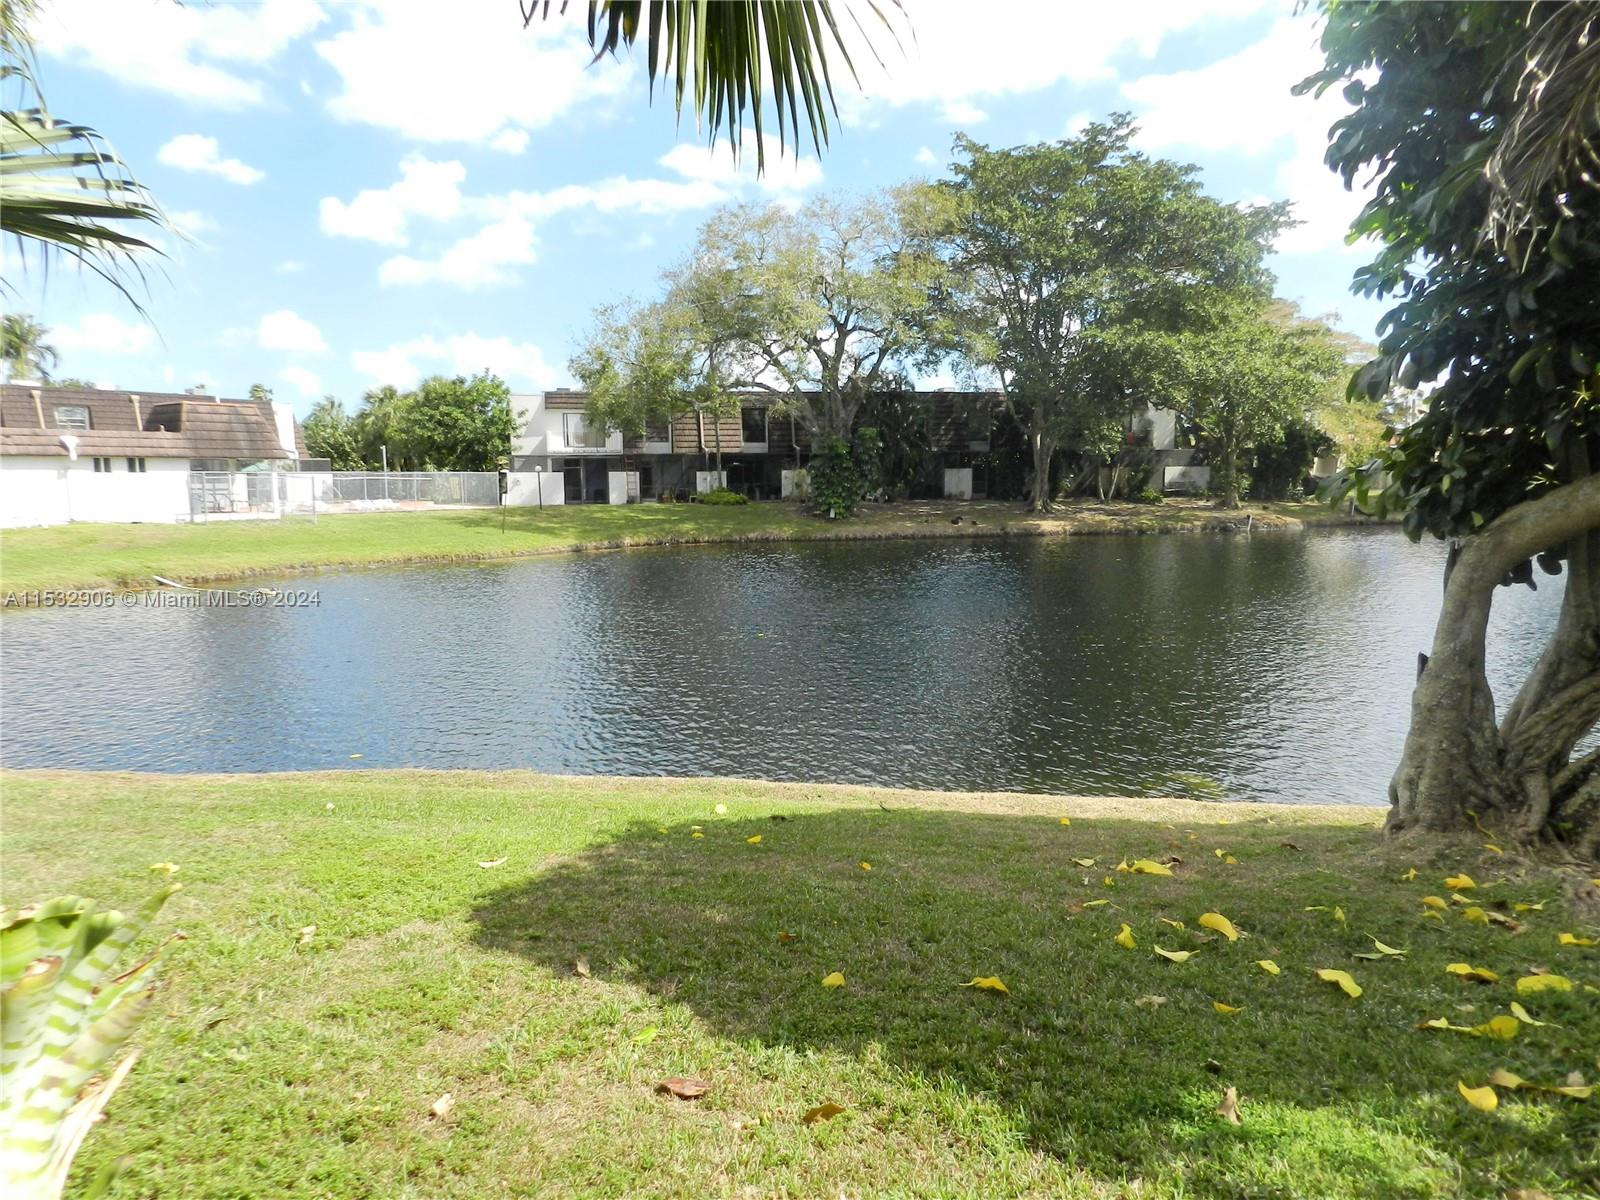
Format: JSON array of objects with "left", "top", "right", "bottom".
[{"left": 186, "top": 471, "right": 501, "bottom": 521}]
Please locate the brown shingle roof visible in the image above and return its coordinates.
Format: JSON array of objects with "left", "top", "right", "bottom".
[{"left": 0, "top": 386, "right": 292, "bottom": 459}]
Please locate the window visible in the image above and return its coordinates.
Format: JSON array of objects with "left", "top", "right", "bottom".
[
  {"left": 92, "top": 456, "right": 112, "bottom": 472},
  {"left": 126, "top": 457, "right": 147, "bottom": 473},
  {"left": 643, "top": 417, "right": 670, "bottom": 444},
  {"left": 562, "top": 412, "right": 607, "bottom": 449},
  {"left": 53, "top": 405, "right": 90, "bottom": 431},
  {"left": 741, "top": 406, "right": 768, "bottom": 444}
]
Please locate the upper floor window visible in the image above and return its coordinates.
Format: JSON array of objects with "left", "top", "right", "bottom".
[
  {"left": 127, "top": 457, "right": 147, "bottom": 473},
  {"left": 643, "top": 418, "right": 671, "bottom": 444},
  {"left": 741, "top": 406, "right": 768, "bottom": 443},
  {"left": 92, "top": 456, "right": 112, "bottom": 473},
  {"left": 562, "top": 412, "right": 607, "bottom": 449},
  {"left": 53, "top": 405, "right": 90, "bottom": 431}
]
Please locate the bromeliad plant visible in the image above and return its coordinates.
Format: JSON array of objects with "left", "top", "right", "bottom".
[{"left": 1, "top": 887, "right": 180, "bottom": 1200}]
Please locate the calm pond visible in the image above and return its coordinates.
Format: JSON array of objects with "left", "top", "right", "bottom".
[{"left": 0, "top": 530, "right": 1565, "bottom": 804}]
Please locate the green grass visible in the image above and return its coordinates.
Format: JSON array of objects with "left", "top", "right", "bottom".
[
  {"left": 4, "top": 770, "right": 1595, "bottom": 1199},
  {"left": 0, "top": 498, "right": 1373, "bottom": 596}
]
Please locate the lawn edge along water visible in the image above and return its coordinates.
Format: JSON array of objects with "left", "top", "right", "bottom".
[{"left": 0, "top": 499, "right": 1389, "bottom": 602}]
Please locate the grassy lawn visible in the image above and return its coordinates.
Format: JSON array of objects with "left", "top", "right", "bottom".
[
  {"left": 0, "top": 498, "right": 1374, "bottom": 596},
  {"left": 4, "top": 770, "right": 1595, "bottom": 1199}
]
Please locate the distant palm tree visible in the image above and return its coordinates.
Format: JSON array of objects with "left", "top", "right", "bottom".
[
  {"left": 1, "top": 312, "right": 57, "bottom": 380},
  {"left": 1, "top": 0, "right": 165, "bottom": 307},
  {"left": 524, "top": 0, "right": 904, "bottom": 170}
]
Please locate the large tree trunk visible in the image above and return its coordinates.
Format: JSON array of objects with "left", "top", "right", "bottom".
[
  {"left": 1389, "top": 471, "right": 1600, "bottom": 856},
  {"left": 1029, "top": 430, "right": 1053, "bottom": 512}
]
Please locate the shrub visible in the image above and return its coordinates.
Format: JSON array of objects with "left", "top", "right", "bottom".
[
  {"left": 809, "top": 428, "right": 882, "bottom": 518},
  {"left": 694, "top": 488, "right": 748, "bottom": 505},
  {"left": 1135, "top": 487, "right": 1164, "bottom": 505}
]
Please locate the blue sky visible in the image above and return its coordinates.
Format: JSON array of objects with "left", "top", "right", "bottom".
[{"left": 11, "top": 0, "right": 1383, "bottom": 416}]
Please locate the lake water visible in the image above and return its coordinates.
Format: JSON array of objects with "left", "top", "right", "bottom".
[{"left": 0, "top": 530, "right": 1564, "bottom": 804}]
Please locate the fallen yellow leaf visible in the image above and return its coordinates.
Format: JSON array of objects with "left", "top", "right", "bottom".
[
  {"left": 820, "top": 971, "right": 845, "bottom": 989},
  {"left": 1212, "top": 1000, "right": 1242, "bottom": 1014},
  {"left": 1557, "top": 932, "right": 1596, "bottom": 947},
  {"left": 477, "top": 857, "right": 507, "bottom": 869},
  {"left": 1488, "top": 1067, "right": 1593, "bottom": 1100},
  {"left": 691, "top": 831, "right": 704, "bottom": 839},
  {"left": 1315, "top": 968, "right": 1362, "bottom": 998},
  {"left": 1130, "top": 859, "right": 1173, "bottom": 876},
  {"left": 1198, "top": 912, "right": 1240, "bottom": 942},
  {"left": 1421, "top": 896, "right": 1448, "bottom": 910},
  {"left": 1059, "top": 817, "right": 1071, "bottom": 826},
  {"left": 1159, "top": 917, "right": 1185, "bottom": 930},
  {"left": 1399, "top": 867, "right": 1418, "bottom": 881},
  {"left": 1508, "top": 1001, "right": 1556, "bottom": 1027},
  {"left": 1457, "top": 1081, "right": 1497, "bottom": 1112},
  {"left": 746, "top": 835, "right": 763, "bottom": 844},
  {"left": 1444, "top": 962, "right": 1500, "bottom": 983},
  {"left": 1216, "top": 1085, "right": 1242, "bottom": 1125},
  {"left": 1153, "top": 946, "right": 1194, "bottom": 963},
  {"left": 1512, "top": 900, "right": 1545, "bottom": 913},
  {"left": 1444, "top": 873, "right": 1476, "bottom": 890},
  {"left": 1214, "top": 848, "right": 1227, "bottom": 859},
  {"left": 1515, "top": 974, "right": 1572, "bottom": 995},
  {"left": 802, "top": 1102, "right": 846, "bottom": 1124},
  {"left": 297, "top": 924, "right": 316, "bottom": 944},
  {"left": 1223, "top": 855, "right": 1239, "bottom": 865},
  {"left": 858, "top": 861, "right": 872, "bottom": 871},
  {"left": 1463, "top": 907, "right": 1493, "bottom": 926},
  {"left": 962, "top": 976, "right": 1009, "bottom": 994},
  {"left": 1115, "top": 859, "right": 1132, "bottom": 873},
  {"left": 1477, "top": 1015, "right": 1520, "bottom": 1040},
  {"left": 1133, "top": 994, "right": 1167, "bottom": 1008},
  {"left": 430, "top": 1092, "right": 454, "bottom": 1119},
  {"left": 1333, "top": 906, "right": 1347, "bottom": 925},
  {"left": 1483, "top": 843, "right": 1503, "bottom": 854},
  {"left": 149, "top": 862, "right": 180, "bottom": 874},
  {"left": 1255, "top": 959, "right": 1280, "bottom": 976},
  {"left": 1420, "top": 910, "right": 1446, "bottom": 922},
  {"left": 1082, "top": 899, "right": 1110, "bottom": 908},
  {"left": 1072, "top": 857, "right": 1097, "bottom": 868},
  {"left": 1354, "top": 936, "right": 1407, "bottom": 960},
  {"left": 1114, "top": 923, "right": 1137, "bottom": 950}
]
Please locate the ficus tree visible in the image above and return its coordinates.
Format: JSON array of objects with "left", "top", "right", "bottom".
[
  {"left": 570, "top": 294, "right": 742, "bottom": 475},
  {"left": 399, "top": 373, "right": 515, "bottom": 472},
  {"left": 936, "top": 118, "right": 1288, "bottom": 511},
  {"left": 672, "top": 187, "right": 947, "bottom": 445},
  {"left": 1161, "top": 300, "right": 1346, "bottom": 509},
  {"left": 1303, "top": 1, "right": 1600, "bottom": 851}
]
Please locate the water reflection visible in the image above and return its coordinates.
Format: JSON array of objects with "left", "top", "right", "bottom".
[{"left": 0, "top": 530, "right": 1564, "bottom": 804}]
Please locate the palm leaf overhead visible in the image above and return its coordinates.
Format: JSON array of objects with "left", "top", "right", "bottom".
[
  {"left": 1, "top": 2, "right": 165, "bottom": 307},
  {"left": 1483, "top": 2, "right": 1600, "bottom": 253},
  {"left": 523, "top": 0, "right": 904, "bottom": 171}
]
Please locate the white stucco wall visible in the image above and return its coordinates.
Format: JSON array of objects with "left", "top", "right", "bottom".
[
  {"left": 0, "top": 456, "right": 191, "bottom": 527},
  {"left": 512, "top": 393, "right": 622, "bottom": 458},
  {"left": 505, "top": 471, "right": 566, "bottom": 507}
]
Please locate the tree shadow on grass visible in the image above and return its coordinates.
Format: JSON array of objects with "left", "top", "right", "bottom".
[{"left": 471, "top": 807, "right": 1593, "bottom": 1198}]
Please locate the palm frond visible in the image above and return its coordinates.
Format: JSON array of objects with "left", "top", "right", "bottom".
[
  {"left": 523, "top": 0, "right": 902, "bottom": 172},
  {"left": 1483, "top": 3, "right": 1600, "bottom": 254}
]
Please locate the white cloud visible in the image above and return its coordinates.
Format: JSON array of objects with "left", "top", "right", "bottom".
[
  {"left": 1120, "top": 16, "right": 1366, "bottom": 255},
  {"left": 32, "top": 0, "right": 325, "bottom": 106},
  {"left": 51, "top": 313, "right": 157, "bottom": 355},
  {"left": 488, "top": 128, "right": 530, "bottom": 155},
  {"left": 275, "top": 259, "right": 305, "bottom": 274},
  {"left": 913, "top": 146, "right": 939, "bottom": 167},
  {"left": 379, "top": 216, "right": 538, "bottom": 290},
  {"left": 316, "top": 2, "right": 630, "bottom": 146},
  {"left": 157, "top": 134, "right": 265, "bottom": 185},
  {"left": 167, "top": 209, "right": 217, "bottom": 241},
  {"left": 280, "top": 366, "right": 323, "bottom": 397},
  {"left": 257, "top": 310, "right": 328, "bottom": 354},
  {"left": 942, "top": 99, "right": 988, "bottom": 126},
  {"left": 836, "top": 0, "right": 1271, "bottom": 125},
  {"left": 319, "top": 154, "right": 466, "bottom": 245},
  {"left": 656, "top": 129, "right": 823, "bottom": 195},
  {"left": 351, "top": 333, "right": 555, "bottom": 389}
]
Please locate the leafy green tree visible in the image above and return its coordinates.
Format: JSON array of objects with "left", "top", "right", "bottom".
[
  {"left": 861, "top": 388, "right": 933, "bottom": 499},
  {"left": 0, "top": 313, "right": 56, "bottom": 380},
  {"left": 937, "top": 119, "right": 1288, "bottom": 510},
  {"left": 353, "top": 385, "right": 408, "bottom": 470},
  {"left": 808, "top": 428, "right": 881, "bottom": 517},
  {"left": 570, "top": 295, "right": 741, "bottom": 475},
  {"left": 302, "top": 396, "right": 364, "bottom": 470},
  {"left": 394, "top": 373, "right": 514, "bottom": 472},
  {"left": 1251, "top": 417, "right": 1334, "bottom": 502},
  {"left": 47, "top": 377, "right": 95, "bottom": 389},
  {"left": 1162, "top": 301, "right": 1346, "bottom": 509},
  {"left": 2, "top": 1, "right": 164, "bottom": 308},
  {"left": 247, "top": 383, "right": 273, "bottom": 403},
  {"left": 673, "top": 188, "right": 946, "bottom": 444},
  {"left": 1303, "top": 1, "right": 1600, "bottom": 850}
]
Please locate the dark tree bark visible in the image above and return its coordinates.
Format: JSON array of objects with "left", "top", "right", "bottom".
[{"left": 1390, "top": 471, "right": 1600, "bottom": 856}]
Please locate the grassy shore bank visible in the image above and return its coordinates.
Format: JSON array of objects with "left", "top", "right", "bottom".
[
  {"left": 0, "top": 498, "right": 1382, "bottom": 597},
  {"left": 5, "top": 770, "right": 1594, "bottom": 1199}
]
